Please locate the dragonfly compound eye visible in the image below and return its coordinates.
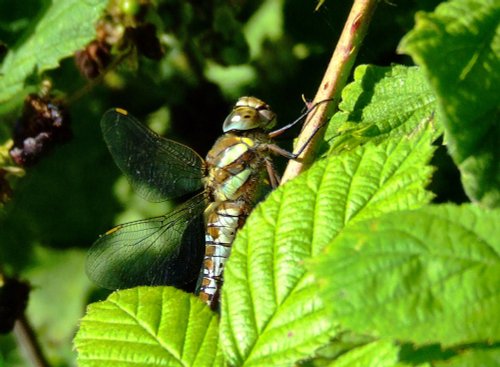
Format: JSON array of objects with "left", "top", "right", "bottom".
[
  {"left": 257, "top": 107, "right": 276, "bottom": 130},
  {"left": 223, "top": 97, "right": 276, "bottom": 132}
]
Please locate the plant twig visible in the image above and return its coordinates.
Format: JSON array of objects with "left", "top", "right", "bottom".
[
  {"left": 13, "top": 313, "right": 50, "bottom": 367},
  {"left": 281, "top": 0, "right": 378, "bottom": 184}
]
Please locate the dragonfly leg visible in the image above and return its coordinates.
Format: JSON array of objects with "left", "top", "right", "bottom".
[
  {"left": 268, "top": 98, "right": 332, "bottom": 138},
  {"left": 264, "top": 157, "right": 281, "bottom": 189},
  {"left": 264, "top": 143, "right": 299, "bottom": 160}
]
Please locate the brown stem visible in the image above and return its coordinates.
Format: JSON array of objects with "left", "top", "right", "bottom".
[
  {"left": 13, "top": 314, "right": 50, "bottom": 367},
  {"left": 281, "top": 0, "right": 378, "bottom": 184},
  {"left": 65, "top": 49, "right": 132, "bottom": 106}
]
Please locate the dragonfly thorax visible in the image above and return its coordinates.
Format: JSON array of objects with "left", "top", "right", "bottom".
[{"left": 204, "top": 130, "right": 271, "bottom": 203}]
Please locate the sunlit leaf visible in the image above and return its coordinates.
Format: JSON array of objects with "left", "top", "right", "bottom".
[
  {"left": 312, "top": 204, "right": 500, "bottom": 346},
  {"left": 325, "top": 65, "right": 439, "bottom": 154},
  {"left": 326, "top": 340, "right": 406, "bottom": 367},
  {"left": 74, "top": 287, "right": 223, "bottom": 367},
  {"left": 399, "top": 0, "right": 500, "bottom": 207}
]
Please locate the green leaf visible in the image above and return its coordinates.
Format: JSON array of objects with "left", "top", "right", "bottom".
[
  {"left": 298, "top": 332, "right": 376, "bottom": 366},
  {"left": 312, "top": 204, "right": 500, "bottom": 347},
  {"left": 434, "top": 347, "right": 500, "bottom": 367},
  {"left": 326, "top": 340, "right": 406, "bottom": 367},
  {"left": 74, "top": 287, "right": 223, "bottom": 367},
  {"left": 220, "top": 112, "right": 437, "bottom": 365},
  {"left": 0, "top": 0, "right": 107, "bottom": 103},
  {"left": 325, "top": 65, "right": 439, "bottom": 153},
  {"left": 399, "top": 0, "right": 500, "bottom": 207}
]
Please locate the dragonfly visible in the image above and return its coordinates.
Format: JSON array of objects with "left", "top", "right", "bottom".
[{"left": 86, "top": 96, "right": 315, "bottom": 309}]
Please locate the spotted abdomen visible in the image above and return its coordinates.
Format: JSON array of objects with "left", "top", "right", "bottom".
[{"left": 197, "top": 201, "right": 247, "bottom": 306}]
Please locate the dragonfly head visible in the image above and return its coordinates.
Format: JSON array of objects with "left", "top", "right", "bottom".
[{"left": 223, "top": 96, "right": 276, "bottom": 132}]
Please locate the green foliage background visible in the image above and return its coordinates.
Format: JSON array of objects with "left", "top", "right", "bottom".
[{"left": 0, "top": 0, "right": 498, "bottom": 366}]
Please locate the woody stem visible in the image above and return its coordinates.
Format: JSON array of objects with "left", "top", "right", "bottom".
[{"left": 281, "top": 0, "right": 378, "bottom": 184}]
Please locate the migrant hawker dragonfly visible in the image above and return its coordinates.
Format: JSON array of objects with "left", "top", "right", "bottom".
[{"left": 86, "top": 96, "right": 299, "bottom": 308}]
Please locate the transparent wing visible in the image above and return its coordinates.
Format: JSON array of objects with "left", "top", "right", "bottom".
[
  {"left": 101, "top": 108, "right": 205, "bottom": 202},
  {"left": 86, "top": 193, "right": 207, "bottom": 290}
]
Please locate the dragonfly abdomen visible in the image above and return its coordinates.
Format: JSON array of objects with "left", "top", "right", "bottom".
[{"left": 198, "top": 201, "right": 247, "bottom": 305}]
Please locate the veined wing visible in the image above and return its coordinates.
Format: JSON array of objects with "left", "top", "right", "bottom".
[
  {"left": 86, "top": 193, "right": 207, "bottom": 290},
  {"left": 101, "top": 108, "right": 205, "bottom": 202}
]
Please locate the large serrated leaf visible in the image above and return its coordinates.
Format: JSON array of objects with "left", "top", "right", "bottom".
[
  {"left": 399, "top": 0, "right": 500, "bottom": 207},
  {"left": 74, "top": 287, "right": 223, "bottom": 367},
  {"left": 0, "top": 0, "right": 107, "bottom": 103},
  {"left": 219, "top": 112, "right": 437, "bottom": 365},
  {"left": 312, "top": 204, "right": 500, "bottom": 347},
  {"left": 325, "top": 65, "right": 439, "bottom": 152}
]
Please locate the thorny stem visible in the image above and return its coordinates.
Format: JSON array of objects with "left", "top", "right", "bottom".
[
  {"left": 13, "top": 314, "right": 50, "bottom": 367},
  {"left": 281, "top": 0, "right": 378, "bottom": 184}
]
